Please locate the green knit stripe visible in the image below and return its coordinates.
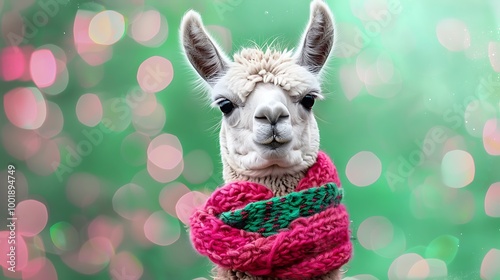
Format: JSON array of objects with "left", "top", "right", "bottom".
[{"left": 219, "top": 182, "right": 343, "bottom": 236}]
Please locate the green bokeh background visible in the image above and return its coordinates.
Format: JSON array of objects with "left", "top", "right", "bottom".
[{"left": 1, "top": 0, "right": 500, "bottom": 279}]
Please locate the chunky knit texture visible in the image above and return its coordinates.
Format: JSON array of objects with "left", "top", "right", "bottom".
[
  {"left": 219, "top": 182, "right": 344, "bottom": 236},
  {"left": 189, "top": 151, "right": 352, "bottom": 279}
]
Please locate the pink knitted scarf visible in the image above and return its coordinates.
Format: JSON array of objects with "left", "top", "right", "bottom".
[{"left": 189, "top": 151, "right": 352, "bottom": 279}]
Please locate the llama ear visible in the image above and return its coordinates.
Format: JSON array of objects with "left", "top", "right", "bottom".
[
  {"left": 180, "top": 11, "right": 230, "bottom": 85},
  {"left": 296, "top": 0, "right": 334, "bottom": 74}
]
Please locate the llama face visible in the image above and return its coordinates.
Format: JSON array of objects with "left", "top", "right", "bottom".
[{"left": 181, "top": 0, "right": 334, "bottom": 177}]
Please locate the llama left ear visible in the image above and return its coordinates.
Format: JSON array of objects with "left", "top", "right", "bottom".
[
  {"left": 180, "top": 10, "right": 230, "bottom": 86},
  {"left": 296, "top": 0, "right": 334, "bottom": 74}
]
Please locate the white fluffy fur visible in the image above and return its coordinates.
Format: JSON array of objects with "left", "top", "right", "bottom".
[
  {"left": 225, "top": 49, "right": 322, "bottom": 101},
  {"left": 181, "top": 1, "right": 339, "bottom": 279}
]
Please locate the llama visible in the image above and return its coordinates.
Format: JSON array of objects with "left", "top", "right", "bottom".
[{"left": 180, "top": 1, "right": 352, "bottom": 279}]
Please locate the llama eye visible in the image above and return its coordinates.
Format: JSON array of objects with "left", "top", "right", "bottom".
[
  {"left": 300, "top": 94, "right": 315, "bottom": 110},
  {"left": 218, "top": 99, "right": 235, "bottom": 115}
]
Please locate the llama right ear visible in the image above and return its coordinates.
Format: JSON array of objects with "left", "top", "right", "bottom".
[
  {"left": 180, "top": 11, "right": 230, "bottom": 86},
  {"left": 296, "top": 0, "right": 334, "bottom": 75}
]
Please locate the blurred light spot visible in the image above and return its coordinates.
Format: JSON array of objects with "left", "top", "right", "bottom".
[
  {"left": 40, "top": 45, "right": 69, "bottom": 96},
  {"left": 121, "top": 132, "right": 150, "bottom": 166},
  {"left": 89, "top": 10, "right": 125, "bottom": 45},
  {"left": 112, "top": 183, "right": 148, "bottom": 220},
  {"left": 74, "top": 10, "right": 113, "bottom": 66},
  {"left": 357, "top": 216, "right": 394, "bottom": 250},
  {"left": 346, "top": 151, "right": 382, "bottom": 187},
  {"left": 357, "top": 49, "right": 402, "bottom": 98},
  {"left": 25, "top": 138, "right": 60, "bottom": 176},
  {"left": 147, "top": 134, "right": 184, "bottom": 183},
  {"left": 4, "top": 87, "right": 46, "bottom": 129},
  {"left": 143, "top": 211, "right": 181, "bottom": 246},
  {"left": 445, "top": 189, "right": 475, "bottom": 224},
  {"left": 175, "top": 191, "right": 209, "bottom": 225},
  {"left": 50, "top": 222, "right": 79, "bottom": 252},
  {"left": 1, "top": 46, "right": 25, "bottom": 80},
  {"left": 148, "top": 144, "right": 181, "bottom": 169},
  {"left": 147, "top": 156, "right": 184, "bottom": 183},
  {"left": 183, "top": 150, "right": 214, "bottom": 184},
  {"left": 76, "top": 93, "right": 103, "bottom": 127},
  {"left": 109, "top": 251, "right": 143, "bottom": 280},
  {"left": 66, "top": 173, "right": 101, "bottom": 208},
  {"left": 36, "top": 101, "right": 63, "bottom": 139},
  {"left": 425, "top": 235, "right": 459, "bottom": 264},
  {"left": 206, "top": 25, "right": 232, "bottom": 53},
  {"left": 373, "top": 225, "right": 406, "bottom": 258},
  {"left": 128, "top": 210, "right": 152, "bottom": 246},
  {"left": 408, "top": 259, "right": 430, "bottom": 279},
  {"left": 339, "top": 63, "right": 363, "bottom": 101},
  {"left": 436, "top": 18, "right": 470, "bottom": 51},
  {"left": 464, "top": 100, "right": 496, "bottom": 137},
  {"left": 78, "top": 237, "right": 114, "bottom": 273},
  {"left": 21, "top": 257, "right": 46, "bottom": 278},
  {"left": 388, "top": 253, "right": 424, "bottom": 280},
  {"left": 22, "top": 257, "right": 57, "bottom": 280},
  {"left": 137, "top": 56, "right": 174, "bottom": 93},
  {"left": 485, "top": 182, "right": 500, "bottom": 217},
  {"left": 2, "top": 123, "right": 42, "bottom": 160},
  {"left": 0, "top": 231, "right": 28, "bottom": 271},
  {"left": 16, "top": 199, "right": 48, "bottom": 237},
  {"left": 30, "top": 49, "right": 56, "bottom": 88},
  {"left": 483, "top": 118, "right": 500, "bottom": 155},
  {"left": 101, "top": 98, "right": 132, "bottom": 132},
  {"left": 131, "top": 168, "right": 164, "bottom": 189},
  {"left": 488, "top": 42, "right": 500, "bottom": 72},
  {"left": 132, "top": 102, "right": 166, "bottom": 136},
  {"left": 441, "top": 150, "right": 474, "bottom": 188},
  {"left": 356, "top": 49, "right": 378, "bottom": 84},
  {"left": 129, "top": 88, "right": 157, "bottom": 116},
  {"left": 130, "top": 9, "right": 168, "bottom": 47},
  {"left": 88, "top": 216, "right": 123, "bottom": 249},
  {"left": 425, "top": 258, "right": 448, "bottom": 279},
  {"left": 159, "top": 182, "right": 190, "bottom": 218},
  {"left": 481, "top": 249, "right": 500, "bottom": 280}
]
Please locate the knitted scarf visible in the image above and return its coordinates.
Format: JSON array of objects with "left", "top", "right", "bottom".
[{"left": 189, "top": 151, "right": 352, "bottom": 279}]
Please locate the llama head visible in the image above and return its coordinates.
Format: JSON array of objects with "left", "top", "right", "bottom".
[{"left": 181, "top": 0, "right": 334, "bottom": 178}]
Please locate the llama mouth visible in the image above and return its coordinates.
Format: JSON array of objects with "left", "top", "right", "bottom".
[
  {"left": 257, "top": 138, "right": 290, "bottom": 151},
  {"left": 267, "top": 140, "right": 285, "bottom": 150}
]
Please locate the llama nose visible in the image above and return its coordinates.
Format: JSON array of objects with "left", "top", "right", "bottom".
[{"left": 254, "top": 102, "right": 290, "bottom": 125}]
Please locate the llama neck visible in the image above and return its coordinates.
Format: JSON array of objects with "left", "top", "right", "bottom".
[{"left": 222, "top": 163, "right": 306, "bottom": 196}]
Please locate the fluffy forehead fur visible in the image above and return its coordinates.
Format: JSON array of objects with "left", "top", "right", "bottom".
[
  {"left": 225, "top": 48, "right": 318, "bottom": 102},
  {"left": 181, "top": 0, "right": 335, "bottom": 178}
]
